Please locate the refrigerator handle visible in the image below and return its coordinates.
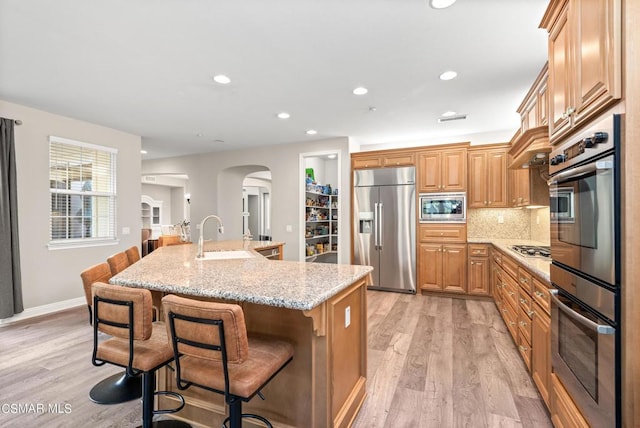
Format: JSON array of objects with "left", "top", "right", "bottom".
[
  {"left": 373, "top": 202, "right": 379, "bottom": 249},
  {"left": 379, "top": 202, "right": 384, "bottom": 249}
]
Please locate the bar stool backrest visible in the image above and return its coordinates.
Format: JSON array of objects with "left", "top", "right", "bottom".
[
  {"left": 92, "top": 282, "right": 153, "bottom": 341},
  {"left": 107, "top": 252, "right": 131, "bottom": 276},
  {"left": 125, "top": 246, "right": 141, "bottom": 264}
]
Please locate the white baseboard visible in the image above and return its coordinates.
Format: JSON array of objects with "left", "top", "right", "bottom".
[{"left": 0, "top": 297, "right": 86, "bottom": 326}]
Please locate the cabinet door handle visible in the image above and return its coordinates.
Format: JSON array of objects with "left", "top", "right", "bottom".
[
  {"left": 534, "top": 291, "right": 545, "bottom": 298},
  {"left": 470, "top": 261, "right": 475, "bottom": 265},
  {"left": 519, "top": 321, "right": 527, "bottom": 327},
  {"left": 484, "top": 200, "right": 488, "bottom": 205},
  {"left": 488, "top": 201, "right": 492, "bottom": 205},
  {"left": 519, "top": 345, "right": 529, "bottom": 352}
]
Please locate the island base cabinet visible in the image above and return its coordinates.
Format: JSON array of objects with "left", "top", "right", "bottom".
[{"left": 157, "top": 277, "right": 369, "bottom": 428}]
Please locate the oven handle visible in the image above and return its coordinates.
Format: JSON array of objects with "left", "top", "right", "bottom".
[
  {"left": 549, "top": 289, "right": 615, "bottom": 335},
  {"left": 548, "top": 159, "right": 613, "bottom": 185}
]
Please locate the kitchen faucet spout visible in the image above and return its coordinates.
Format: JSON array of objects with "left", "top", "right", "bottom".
[{"left": 197, "top": 214, "right": 224, "bottom": 258}]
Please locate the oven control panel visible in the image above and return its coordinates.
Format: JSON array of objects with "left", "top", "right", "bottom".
[
  {"left": 550, "top": 132, "right": 608, "bottom": 166},
  {"left": 549, "top": 114, "right": 619, "bottom": 175}
]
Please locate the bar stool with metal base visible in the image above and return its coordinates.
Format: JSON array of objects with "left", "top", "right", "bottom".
[
  {"left": 162, "top": 294, "right": 294, "bottom": 428},
  {"left": 80, "top": 263, "right": 142, "bottom": 405},
  {"left": 92, "top": 282, "right": 191, "bottom": 428}
]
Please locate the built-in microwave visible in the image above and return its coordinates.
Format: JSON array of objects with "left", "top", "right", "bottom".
[{"left": 419, "top": 192, "right": 466, "bottom": 223}]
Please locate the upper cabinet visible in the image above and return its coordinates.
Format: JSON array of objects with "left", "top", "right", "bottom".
[
  {"left": 519, "top": 63, "right": 549, "bottom": 134},
  {"left": 541, "top": 0, "right": 622, "bottom": 144},
  {"left": 467, "top": 145, "right": 509, "bottom": 208},
  {"left": 351, "top": 150, "right": 415, "bottom": 169},
  {"left": 418, "top": 147, "right": 467, "bottom": 193}
]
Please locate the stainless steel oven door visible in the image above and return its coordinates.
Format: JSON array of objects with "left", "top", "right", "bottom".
[
  {"left": 549, "top": 154, "right": 615, "bottom": 286},
  {"left": 550, "top": 287, "right": 616, "bottom": 428}
]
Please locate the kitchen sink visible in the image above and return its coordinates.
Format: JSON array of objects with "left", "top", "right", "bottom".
[{"left": 197, "top": 250, "right": 254, "bottom": 260}]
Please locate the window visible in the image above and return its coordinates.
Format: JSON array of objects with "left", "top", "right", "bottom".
[{"left": 49, "top": 136, "right": 117, "bottom": 247}]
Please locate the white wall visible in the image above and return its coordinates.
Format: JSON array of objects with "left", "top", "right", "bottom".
[
  {"left": 142, "top": 137, "right": 350, "bottom": 262},
  {"left": 0, "top": 100, "right": 141, "bottom": 314}
]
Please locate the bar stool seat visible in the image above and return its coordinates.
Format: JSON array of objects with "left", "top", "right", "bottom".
[
  {"left": 162, "top": 294, "right": 294, "bottom": 428},
  {"left": 92, "top": 282, "right": 191, "bottom": 428}
]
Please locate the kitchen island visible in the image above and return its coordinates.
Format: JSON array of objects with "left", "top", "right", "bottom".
[{"left": 110, "top": 240, "right": 373, "bottom": 428}]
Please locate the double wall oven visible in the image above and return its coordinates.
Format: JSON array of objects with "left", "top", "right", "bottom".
[{"left": 548, "top": 114, "right": 621, "bottom": 428}]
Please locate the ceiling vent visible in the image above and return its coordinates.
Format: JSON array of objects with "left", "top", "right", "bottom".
[
  {"left": 143, "top": 176, "right": 156, "bottom": 183},
  {"left": 437, "top": 114, "right": 467, "bottom": 123}
]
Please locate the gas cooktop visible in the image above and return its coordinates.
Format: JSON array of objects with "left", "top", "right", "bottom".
[{"left": 511, "top": 245, "right": 551, "bottom": 259}]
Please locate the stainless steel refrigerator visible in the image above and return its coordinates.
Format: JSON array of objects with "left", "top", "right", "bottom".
[{"left": 353, "top": 166, "right": 416, "bottom": 293}]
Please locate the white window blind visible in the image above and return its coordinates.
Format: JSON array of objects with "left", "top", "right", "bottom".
[{"left": 49, "top": 136, "right": 117, "bottom": 246}]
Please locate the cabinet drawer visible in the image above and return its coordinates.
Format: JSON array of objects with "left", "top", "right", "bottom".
[
  {"left": 518, "top": 267, "right": 533, "bottom": 294},
  {"left": 492, "top": 249, "right": 503, "bottom": 265},
  {"left": 551, "top": 374, "right": 590, "bottom": 428},
  {"left": 503, "top": 298, "right": 518, "bottom": 342},
  {"left": 502, "top": 254, "right": 518, "bottom": 281},
  {"left": 352, "top": 156, "right": 382, "bottom": 169},
  {"left": 518, "top": 306, "right": 532, "bottom": 344},
  {"left": 519, "top": 289, "right": 533, "bottom": 319},
  {"left": 518, "top": 334, "right": 532, "bottom": 372},
  {"left": 468, "top": 244, "right": 489, "bottom": 257},
  {"left": 532, "top": 277, "right": 551, "bottom": 316},
  {"left": 383, "top": 153, "right": 415, "bottom": 167},
  {"left": 502, "top": 272, "right": 519, "bottom": 311},
  {"left": 419, "top": 223, "right": 467, "bottom": 243}
]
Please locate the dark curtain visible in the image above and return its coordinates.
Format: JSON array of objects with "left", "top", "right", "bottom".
[{"left": 0, "top": 118, "right": 23, "bottom": 319}]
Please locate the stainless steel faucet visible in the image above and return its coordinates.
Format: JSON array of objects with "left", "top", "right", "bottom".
[{"left": 197, "top": 214, "right": 224, "bottom": 258}]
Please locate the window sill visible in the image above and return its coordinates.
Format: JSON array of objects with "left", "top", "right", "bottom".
[{"left": 47, "top": 239, "right": 120, "bottom": 251}]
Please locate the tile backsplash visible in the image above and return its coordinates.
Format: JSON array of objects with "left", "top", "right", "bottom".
[{"left": 467, "top": 207, "right": 550, "bottom": 244}]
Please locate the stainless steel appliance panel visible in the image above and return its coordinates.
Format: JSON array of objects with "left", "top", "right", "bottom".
[
  {"left": 378, "top": 184, "right": 416, "bottom": 292},
  {"left": 353, "top": 166, "right": 416, "bottom": 293},
  {"left": 419, "top": 192, "right": 466, "bottom": 222},
  {"left": 353, "top": 185, "right": 380, "bottom": 285},
  {"left": 551, "top": 288, "right": 616, "bottom": 428},
  {"left": 549, "top": 155, "right": 615, "bottom": 286}
]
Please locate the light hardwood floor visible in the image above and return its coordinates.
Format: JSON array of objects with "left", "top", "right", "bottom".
[{"left": 0, "top": 292, "right": 551, "bottom": 428}]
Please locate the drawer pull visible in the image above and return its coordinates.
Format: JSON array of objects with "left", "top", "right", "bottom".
[
  {"left": 509, "top": 321, "right": 516, "bottom": 326},
  {"left": 527, "top": 310, "right": 535, "bottom": 317},
  {"left": 508, "top": 291, "right": 515, "bottom": 296},
  {"left": 519, "top": 321, "right": 527, "bottom": 327},
  {"left": 534, "top": 291, "right": 545, "bottom": 298},
  {"left": 519, "top": 298, "right": 528, "bottom": 305},
  {"left": 519, "top": 345, "right": 529, "bottom": 352}
]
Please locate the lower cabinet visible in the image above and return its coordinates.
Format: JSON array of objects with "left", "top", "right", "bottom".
[
  {"left": 419, "top": 243, "right": 467, "bottom": 293},
  {"left": 468, "top": 244, "right": 491, "bottom": 296},
  {"left": 532, "top": 301, "right": 551, "bottom": 408},
  {"left": 551, "top": 374, "right": 590, "bottom": 428}
]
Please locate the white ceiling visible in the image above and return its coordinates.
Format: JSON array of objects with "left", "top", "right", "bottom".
[{"left": 0, "top": 0, "right": 549, "bottom": 159}]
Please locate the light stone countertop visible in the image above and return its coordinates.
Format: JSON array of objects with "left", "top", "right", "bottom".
[
  {"left": 110, "top": 240, "right": 373, "bottom": 311},
  {"left": 468, "top": 237, "right": 551, "bottom": 283}
]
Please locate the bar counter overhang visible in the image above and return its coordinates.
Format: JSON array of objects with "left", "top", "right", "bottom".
[{"left": 110, "top": 240, "right": 373, "bottom": 428}]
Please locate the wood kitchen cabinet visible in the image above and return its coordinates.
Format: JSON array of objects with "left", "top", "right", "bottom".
[
  {"left": 419, "top": 243, "right": 467, "bottom": 294},
  {"left": 532, "top": 299, "right": 551, "bottom": 408},
  {"left": 509, "top": 166, "right": 549, "bottom": 208},
  {"left": 417, "top": 147, "right": 467, "bottom": 193},
  {"left": 467, "top": 146, "right": 508, "bottom": 208},
  {"left": 541, "top": 0, "right": 622, "bottom": 144},
  {"left": 551, "top": 374, "right": 590, "bottom": 428},
  {"left": 468, "top": 244, "right": 490, "bottom": 296},
  {"left": 518, "top": 63, "right": 549, "bottom": 134},
  {"left": 418, "top": 223, "right": 467, "bottom": 294},
  {"left": 351, "top": 149, "right": 415, "bottom": 169}
]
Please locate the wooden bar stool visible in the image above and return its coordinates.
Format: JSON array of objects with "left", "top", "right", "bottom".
[
  {"left": 92, "top": 283, "right": 191, "bottom": 428},
  {"left": 162, "top": 295, "right": 294, "bottom": 428},
  {"left": 80, "top": 263, "right": 142, "bottom": 405}
]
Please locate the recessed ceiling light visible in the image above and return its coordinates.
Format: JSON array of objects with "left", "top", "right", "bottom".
[
  {"left": 328, "top": 154, "right": 337, "bottom": 159},
  {"left": 353, "top": 87, "right": 368, "bottom": 95},
  {"left": 439, "top": 70, "right": 458, "bottom": 81},
  {"left": 306, "top": 129, "right": 318, "bottom": 135},
  {"left": 277, "top": 112, "right": 290, "bottom": 119},
  {"left": 213, "top": 74, "right": 231, "bottom": 84},
  {"left": 430, "top": 0, "right": 457, "bottom": 9},
  {"left": 441, "top": 111, "right": 457, "bottom": 117},
  {"left": 140, "top": 150, "right": 148, "bottom": 154},
  {"left": 196, "top": 132, "right": 203, "bottom": 137}
]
